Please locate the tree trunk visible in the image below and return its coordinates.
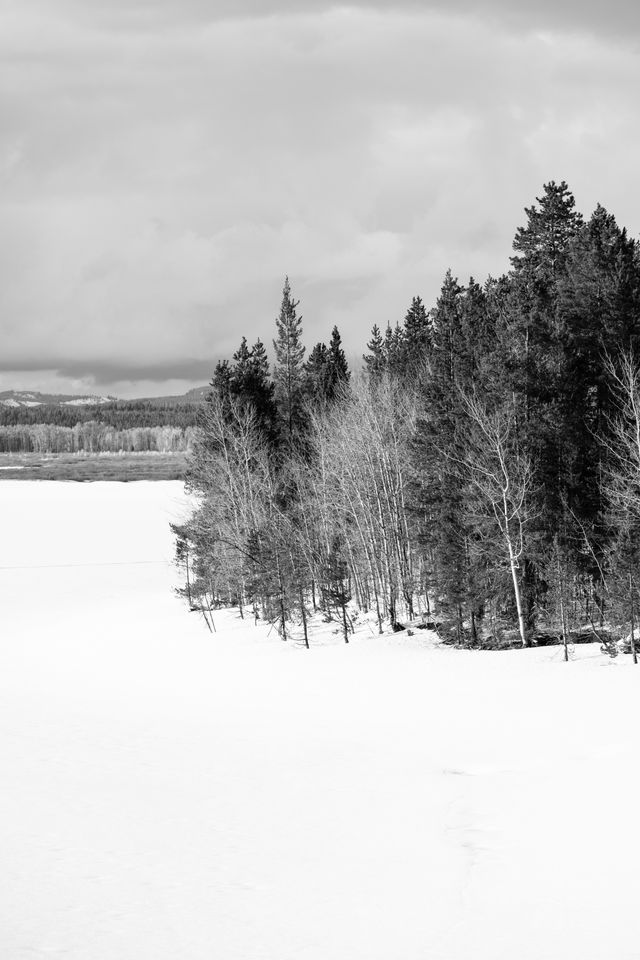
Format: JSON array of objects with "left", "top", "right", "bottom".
[
  {"left": 630, "top": 571, "right": 637, "bottom": 665},
  {"left": 185, "top": 546, "right": 192, "bottom": 608},
  {"left": 341, "top": 597, "right": 350, "bottom": 644},
  {"left": 299, "top": 583, "right": 309, "bottom": 650},
  {"left": 509, "top": 551, "right": 527, "bottom": 648},
  {"left": 470, "top": 609, "right": 478, "bottom": 646},
  {"left": 557, "top": 555, "right": 568, "bottom": 663},
  {"left": 279, "top": 593, "right": 287, "bottom": 640},
  {"left": 373, "top": 581, "right": 384, "bottom": 634},
  {"left": 205, "top": 593, "right": 216, "bottom": 633},
  {"left": 200, "top": 603, "right": 213, "bottom": 633}
]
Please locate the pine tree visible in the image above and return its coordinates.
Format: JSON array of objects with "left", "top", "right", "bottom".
[
  {"left": 511, "top": 179, "right": 583, "bottom": 289},
  {"left": 402, "top": 295, "right": 431, "bottom": 375},
  {"left": 383, "top": 323, "right": 404, "bottom": 377},
  {"left": 556, "top": 206, "right": 640, "bottom": 588},
  {"left": 326, "top": 325, "right": 350, "bottom": 400},
  {"left": 458, "top": 279, "right": 494, "bottom": 390},
  {"left": 483, "top": 183, "right": 585, "bottom": 630},
  {"left": 227, "top": 336, "right": 255, "bottom": 412},
  {"left": 273, "top": 277, "right": 307, "bottom": 450},
  {"left": 245, "top": 338, "right": 278, "bottom": 446},
  {"left": 208, "top": 337, "right": 278, "bottom": 447},
  {"left": 412, "top": 271, "right": 476, "bottom": 633},
  {"left": 231, "top": 337, "right": 253, "bottom": 385},
  {"left": 363, "top": 324, "right": 385, "bottom": 377},
  {"left": 429, "top": 270, "right": 465, "bottom": 390},
  {"left": 304, "top": 328, "right": 349, "bottom": 406},
  {"left": 304, "top": 342, "right": 330, "bottom": 403},
  {"left": 210, "top": 359, "right": 232, "bottom": 402}
]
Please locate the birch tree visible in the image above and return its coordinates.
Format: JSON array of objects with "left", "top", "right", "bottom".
[
  {"left": 458, "top": 394, "right": 533, "bottom": 647},
  {"left": 603, "top": 352, "right": 640, "bottom": 661}
]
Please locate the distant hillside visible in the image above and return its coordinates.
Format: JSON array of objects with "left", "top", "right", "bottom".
[
  {"left": 0, "top": 390, "right": 115, "bottom": 408},
  {"left": 0, "top": 388, "right": 205, "bottom": 432},
  {"left": 135, "top": 386, "right": 210, "bottom": 406},
  {"left": 0, "top": 385, "right": 211, "bottom": 454},
  {"left": 0, "top": 386, "right": 209, "bottom": 408}
]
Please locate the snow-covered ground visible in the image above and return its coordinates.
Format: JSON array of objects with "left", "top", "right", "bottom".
[{"left": 2, "top": 480, "right": 640, "bottom": 960}]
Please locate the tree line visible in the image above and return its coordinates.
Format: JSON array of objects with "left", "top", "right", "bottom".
[
  {"left": 0, "top": 422, "right": 195, "bottom": 454},
  {"left": 0, "top": 400, "right": 200, "bottom": 430},
  {"left": 176, "top": 182, "right": 640, "bottom": 655}
]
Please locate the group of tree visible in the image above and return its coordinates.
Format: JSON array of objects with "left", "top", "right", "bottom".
[
  {"left": 177, "top": 183, "right": 640, "bottom": 655},
  {"left": 0, "top": 422, "right": 195, "bottom": 454},
  {"left": 0, "top": 400, "right": 200, "bottom": 430}
]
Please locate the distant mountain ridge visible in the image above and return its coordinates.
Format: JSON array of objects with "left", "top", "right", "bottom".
[
  {"left": 134, "top": 386, "right": 210, "bottom": 405},
  {"left": 0, "top": 387, "right": 209, "bottom": 408},
  {"left": 0, "top": 390, "right": 115, "bottom": 408}
]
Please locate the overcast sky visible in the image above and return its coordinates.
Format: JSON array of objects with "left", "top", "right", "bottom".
[{"left": 1, "top": 0, "right": 640, "bottom": 397}]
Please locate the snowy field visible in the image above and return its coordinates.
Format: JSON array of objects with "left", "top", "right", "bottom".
[{"left": 2, "top": 480, "right": 640, "bottom": 960}]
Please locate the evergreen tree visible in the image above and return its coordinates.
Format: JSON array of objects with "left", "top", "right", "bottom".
[
  {"left": 458, "top": 279, "right": 494, "bottom": 389},
  {"left": 326, "top": 325, "right": 350, "bottom": 400},
  {"left": 429, "top": 270, "right": 465, "bottom": 389},
  {"left": 304, "top": 342, "right": 330, "bottom": 403},
  {"left": 363, "top": 324, "right": 385, "bottom": 377},
  {"left": 556, "top": 207, "right": 640, "bottom": 586},
  {"left": 485, "top": 182, "right": 584, "bottom": 630},
  {"left": 243, "top": 338, "right": 278, "bottom": 446},
  {"left": 208, "top": 338, "right": 277, "bottom": 447},
  {"left": 231, "top": 337, "right": 253, "bottom": 386},
  {"left": 383, "top": 323, "right": 404, "bottom": 377},
  {"left": 208, "top": 359, "right": 232, "bottom": 408},
  {"left": 304, "top": 328, "right": 349, "bottom": 406},
  {"left": 412, "top": 271, "right": 477, "bottom": 631},
  {"left": 402, "top": 295, "right": 431, "bottom": 375},
  {"left": 273, "top": 277, "right": 307, "bottom": 449},
  {"left": 511, "top": 179, "right": 583, "bottom": 289}
]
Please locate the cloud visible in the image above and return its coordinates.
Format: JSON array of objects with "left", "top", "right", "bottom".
[
  {"left": 14, "top": 0, "right": 640, "bottom": 38},
  {"left": 1, "top": 2, "right": 639, "bottom": 395}
]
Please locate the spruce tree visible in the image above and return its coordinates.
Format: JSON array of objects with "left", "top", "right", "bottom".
[
  {"left": 303, "top": 327, "right": 349, "bottom": 406},
  {"left": 326, "top": 325, "right": 350, "bottom": 400},
  {"left": 364, "top": 324, "right": 385, "bottom": 377},
  {"left": 458, "top": 279, "right": 494, "bottom": 389},
  {"left": 412, "top": 271, "right": 476, "bottom": 633},
  {"left": 231, "top": 337, "right": 253, "bottom": 384},
  {"left": 511, "top": 179, "right": 583, "bottom": 288},
  {"left": 556, "top": 205, "right": 640, "bottom": 589},
  {"left": 208, "top": 337, "right": 278, "bottom": 447},
  {"left": 383, "top": 323, "right": 404, "bottom": 377},
  {"left": 245, "top": 338, "right": 278, "bottom": 446},
  {"left": 304, "top": 342, "right": 330, "bottom": 403},
  {"left": 489, "top": 184, "right": 582, "bottom": 612},
  {"left": 208, "top": 360, "right": 233, "bottom": 412},
  {"left": 402, "top": 295, "right": 431, "bottom": 375},
  {"left": 272, "top": 277, "right": 307, "bottom": 449}
]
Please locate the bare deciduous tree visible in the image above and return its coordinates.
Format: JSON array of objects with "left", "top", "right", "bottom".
[{"left": 456, "top": 394, "right": 533, "bottom": 648}]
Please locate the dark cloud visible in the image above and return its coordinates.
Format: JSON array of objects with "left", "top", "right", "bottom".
[
  {"left": 1, "top": 2, "right": 639, "bottom": 396},
  {"left": 0, "top": 355, "right": 214, "bottom": 381},
  {"left": 57, "top": 358, "right": 218, "bottom": 385},
  {"left": 44, "top": 0, "right": 640, "bottom": 39}
]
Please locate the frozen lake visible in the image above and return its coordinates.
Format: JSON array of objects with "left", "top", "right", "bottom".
[{"left": 2, "top": 480, "right": 640, "bottom": 959}]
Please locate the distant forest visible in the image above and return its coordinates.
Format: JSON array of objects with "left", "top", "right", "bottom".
[
  {"left": 177, "top": 181, "right": 640, "bottom": 656},
  {"left": 0, "top": 401, "right": 200, "bottom": 453},
  {"left": 0, "top": 400, "right": 200, "bottom": 428}
]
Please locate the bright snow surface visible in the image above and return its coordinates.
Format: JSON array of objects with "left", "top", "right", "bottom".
[{"left": 2, "top": 480, "right": 640, "bottom": 960}]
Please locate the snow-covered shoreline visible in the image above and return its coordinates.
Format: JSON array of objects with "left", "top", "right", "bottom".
[{"left": 2, "top": 481, "right": 639, "bottom": 960}]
